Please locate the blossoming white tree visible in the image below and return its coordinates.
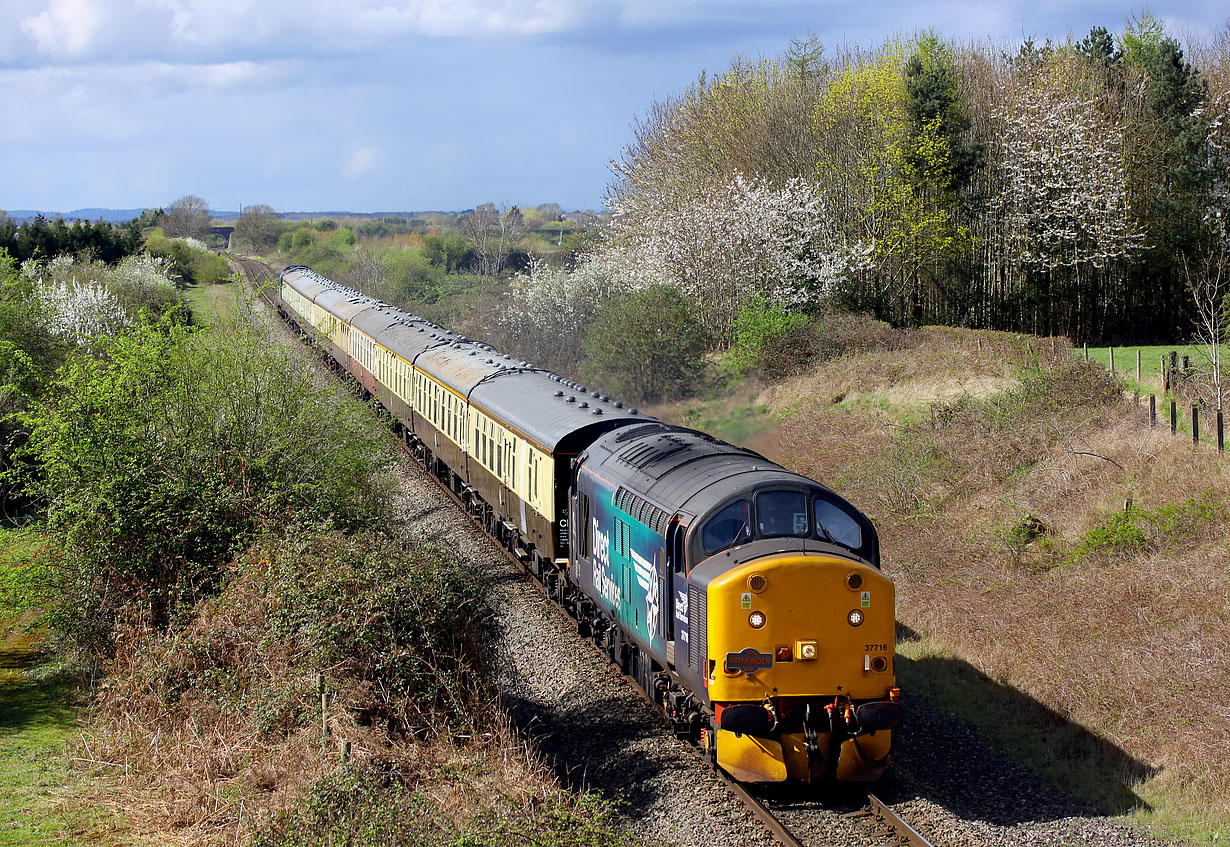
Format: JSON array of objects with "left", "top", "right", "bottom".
[
  {"left": 606, "top": 171, "right": 870, "bottom": 341},
  {"left": 32, "top": 255, "right": 179, "bottom": 345},
  {"left": 991, "top": 60, "right": 1145, "bottom": 274}
]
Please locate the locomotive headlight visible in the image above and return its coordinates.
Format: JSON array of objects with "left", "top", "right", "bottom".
[
  {"left": 748, "top": 611, "right": 766, "bottom": 629},
  {"left": 847, "top": 609, "right": 864, "bottom": 627}
]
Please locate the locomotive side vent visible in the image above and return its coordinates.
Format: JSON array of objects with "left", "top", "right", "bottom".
[
  {"left": 689, "top": 583, "right": 707, "bottom": 671},
  {"left": 615, "top": 487, "right": 670, "bottom": 535}
]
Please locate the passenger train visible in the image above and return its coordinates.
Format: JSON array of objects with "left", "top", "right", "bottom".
[{"left": 271, "top": 264, "right": 902, "bottom": 783}]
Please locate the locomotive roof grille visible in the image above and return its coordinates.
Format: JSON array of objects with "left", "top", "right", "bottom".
[{"left": 613, "top": 423, "right": 671, "bottom": 443}]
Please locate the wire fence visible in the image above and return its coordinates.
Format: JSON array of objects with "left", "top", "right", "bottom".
[{"left": 1081, "top": 344, "right": 1226, "bottom": 453}]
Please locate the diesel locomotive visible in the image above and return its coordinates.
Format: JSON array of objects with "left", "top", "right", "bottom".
[{"left": 271, "top": 264, "right": 902, "bottom": 783}]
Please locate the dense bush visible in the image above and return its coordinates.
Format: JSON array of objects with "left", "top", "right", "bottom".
[
  {"left": 0, "top": 253, "right": 64, "bottom": 410},
  {"left": 582, "top": 284, "right": 709, "bottom": 403},
  {"left": 259, "top": 530, "right": 484, "bottom": 723},
  {"left": 13, "top": 310, "right": 393, "bottom": 656},
  {"left": 30, "top": 254, "right": 185, "bottom": 338},
  {"left": 726, "top": 297, "right": 815, "bottom": 378},
  {"left": 144, "top": 230, "right": 231, "bottom": 285}
]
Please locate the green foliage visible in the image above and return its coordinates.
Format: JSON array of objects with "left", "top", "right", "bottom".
[
  {"left": 726, "top": 297, "right": 813, "bottom": 378},
  {"left": 582, "top": 284, "right": 709, "bottom": 403},
  {"left": 258, "top": 531, "right": 483, "bottom": 720},
  {"left": 12, "top": 310, "right": 393, "bottom": 656},
  {"left": 0, "top": 253, "right": 63, "bottom": 403},
  {"left": 0, "top": 528, "right": 50, "bottom": 613},
  {"left": 0, "top": 253, "right": 66, "bottom": 508},
  {"left": 1066, "top": 492, "right": 1223, "bottom": 565},
  {"left": 290, "top": 226, "right": 316, "bottom": 251},
  {"left": 904, "top": 34, "right": 982, "bottom": 190},
  {"left": 0, "top": 215, "right": 143, "bottom": 265},
  {"left": 144, "top": 230, "right": 231, "bottom": 286},
  {"left": 1119, "top": 10, "right": 1167, "bottom": 68},
  {"left": 252, "top": 759, "right": 633, "bottom": 847},
  {"left": 332, "top": 227, "right": 357, "bottom": 248},
  {"left": 420, "top": 234, "right": 474, "bottom": 274},
  {"left": 279, "top": 226, "right": 350, "bottom": 277}
]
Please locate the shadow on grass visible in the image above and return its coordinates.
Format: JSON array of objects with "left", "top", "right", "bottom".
[
  {"left": 0, "top": 639, "right": 78, "bottom": 735},
  {"left": 880, "top": 622, "right": 1153, "bottom": 826}
]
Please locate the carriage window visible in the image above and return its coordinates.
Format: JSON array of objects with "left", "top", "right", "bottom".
[
  {"left": 757, "top": 490, "right": 808, "bottom": 538},
  {"left": 814, "top": 498, "right": 863, "bottom": 549},
  {"left": 702, "top": 500, "right": 751, "bottom": 555}
]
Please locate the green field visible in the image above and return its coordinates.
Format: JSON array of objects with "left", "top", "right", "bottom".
[
  {"left": 1076, "top": 344, "right": 1228, "bottom": 446},
  {"left": 1075, "top": 343, "right": 1226, "bottom": 386},
  {"left": 183, "top": 277, "right": 241, "bottom": 328}
]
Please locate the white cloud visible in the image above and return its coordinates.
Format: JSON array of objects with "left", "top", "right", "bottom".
[
  {"left": 343, "top": 146, "right": 380, "bottom": 178},
  {"left": 2, "top": 0, "right": 729, "bottom": 65},
  {"left": 20, "top": 0, "right": 103, "bottom": 56}
]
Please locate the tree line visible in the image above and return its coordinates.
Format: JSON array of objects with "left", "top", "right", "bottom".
[
  {"left": 0, "top": 215, "right": 145, "bottom": 265},
  {"left": 603, "top": 15, "right": 1230, "bottom": 343}
]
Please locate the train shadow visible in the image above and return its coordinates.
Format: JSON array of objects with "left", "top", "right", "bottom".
[
  {"left": 498, "top": 687, "right": 683, "bottom": 814},
  {"left": 859, "top": 622, "right": 1155, "bottom": 826},
  {"left": 492, "top": 614, "right": 1155, "bottom": 829}
]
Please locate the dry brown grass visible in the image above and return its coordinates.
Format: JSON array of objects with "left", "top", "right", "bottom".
[
  {"left": 731, "top": 331, "right": 1230, "bottom": 838},
  {"left": 73, "top": 533, "right": 627, "bottom": 846}
]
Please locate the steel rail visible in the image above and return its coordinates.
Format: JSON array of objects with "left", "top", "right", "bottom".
[{"left": 865, "top": 792, "right": 934, "bottom": 847}]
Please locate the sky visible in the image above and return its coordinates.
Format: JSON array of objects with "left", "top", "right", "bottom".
[{"left": 0, "top": 1, "right": 1226, "bottom": 215}]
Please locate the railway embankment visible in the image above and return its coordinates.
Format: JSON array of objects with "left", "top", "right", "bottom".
[
  {"left": 660, "top": 321, "right": 1228, "bottom": 845},
  {"left": 9, "top": 261, "right": 1217, "bottom": 846},
  {"left": 3, "top": 270, "right": 636, "bottom": 846}
]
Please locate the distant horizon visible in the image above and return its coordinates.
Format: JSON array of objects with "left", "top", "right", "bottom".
[{"left": 2, "top": 204, "right": 595, "bottom": 223}]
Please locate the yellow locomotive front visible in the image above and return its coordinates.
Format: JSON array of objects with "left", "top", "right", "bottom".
[{"left": 702, "top": 552, "right": 901, "bottom": 783}]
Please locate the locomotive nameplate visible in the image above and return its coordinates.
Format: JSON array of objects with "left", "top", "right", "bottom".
[{"left": 725, "top": 648, "right": 773, "bottom": 674}]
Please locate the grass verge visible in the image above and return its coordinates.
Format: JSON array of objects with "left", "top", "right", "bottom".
[{"left": 0, "top": 528, "right": 129, "bottom": 845}]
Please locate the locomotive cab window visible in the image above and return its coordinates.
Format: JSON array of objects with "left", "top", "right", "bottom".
[
  {"left": 757, "top": 490, "right": 808, "bottom": 538},
  {"left": 702, "top": 500, "right": 751, "bottom": 555},
  {"left": 814, "top": 498, "right": 863, "bottom": 550}
]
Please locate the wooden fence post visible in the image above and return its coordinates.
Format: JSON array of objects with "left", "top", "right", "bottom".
[
  {"left": 318, "top": 672, "right": 328, "bottom": 743},
  {"left": 1110, "top": 346, "right": 1115, "bottom": 373},
  {"left": 1171, "top": 400, "right": 1178, "bottom": 434},
  {"left": 1084, "top": 343, "right": 1089, "bottom": 362},
  {"left": 1193, "top": 405, "right": 1199, "bottom": 445},
  {"left": 1136, "top": 349, "right": 1142, "bottom": 381},
  {"left": 1149, "top": 394, "right": 1156, "bottom": 427}
]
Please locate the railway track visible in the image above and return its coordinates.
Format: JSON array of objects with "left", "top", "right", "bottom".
[{"left": 234, "top": 256, "right": 936, "bottom": 847}]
